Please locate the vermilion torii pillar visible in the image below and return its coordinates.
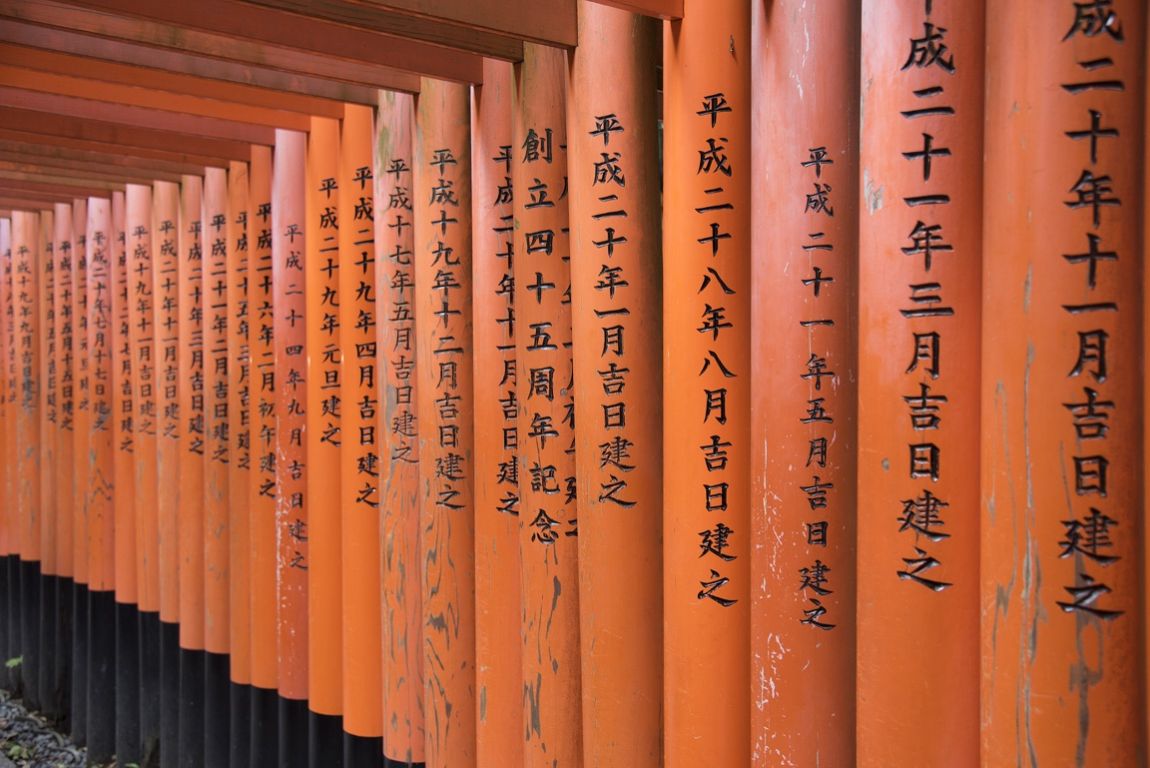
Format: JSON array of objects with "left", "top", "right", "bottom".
[
  {"left": 568, "top": 3, "right": 662, "bottom": 764},
  {"left": 85, "top": 195, "right": 116, "bottom": 763},
  {"left": 247, "top": 144, "right": 279, "bottom": 765},
  {"left": 272, "top": 128, "right": 309, "bottom": 767},
  {"left": 226, "top": 159, "right": 253, "bottom": 768},
  {"left": 0, "top": 219, "right": 13, "bottom": 693},
  {"left": 303, "top": 115, "right": 343, "bottom": 762},
  {"left": 178, "top": 172, "right": 207, "bottom": 768},
  {"left": 471, "top": 57, "right": 521, "bottom": 767},
  {"left": 35, "top": 206, "right": 54, "bottom": 723},
  {"left": 337, "top": 104, "right": 383, "bottom": 764},
  {"left": 513, "top": 43, "right": 583, "bottom": 767},
  {"left": 414, "top": 76, "right": 476, "bottom": 766},
  {"left": 376, "top": 89, "right": 424, "bottom": 767},
  {"left": 982, "top": 0, "right": 1145, "bottom": 763},
  {"left": 126, "top": 182, "right": 161, "bottom": 758},
  {"left": 663, "top": 2, "right": 751, "bottom": 764},
  {"left": 856, "top": 1, "right": 983, "bottom": 766},
  {"left": 201, "top": 165, "right": 231, "bottom": 767},
  {"left": 72, "top": 198, "right": 92, "bottom": 743},
  {"left": 750, "top": 1, "right": 859, "bottom": 764}
]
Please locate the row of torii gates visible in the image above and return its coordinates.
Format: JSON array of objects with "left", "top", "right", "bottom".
[{"left": 0, "top": 0, "right": 1146, "bottom": 766}]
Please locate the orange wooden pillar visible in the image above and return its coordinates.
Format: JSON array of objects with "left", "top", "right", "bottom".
[
  {"left": 35, "top": 206, "right": 56, "bottom": 722},
  {"left": 152, "top": 178, "right": 182, "bottom": 766},
  {"left": 982, "top": 1, "right": 1146, "bottom": 763},
  {"left": 201, "top": 165, "right": 232, "bottom": 766},
  {"left": 272, "top": 128, "right": 310, "bottom": 766},
  {"left": 0, "top": 218, "right": 12, "bottom": 692},
  {"left": 70, "top": 198, "right": 91, "bottom": 743},
  {"left": 111, "top": 187, "right": 143, "bottom": 765},
  {"left": 226, "top": 158, "right": 254, "bottom": 766},
  {"left": 511, "top": 43, "right": 583, "bottom": 766},
  {"left": 414, "top": 76, "right": 476, "bottom": 765},
  {"left": 567, "top": 4, "right": 662, "bottom": 764},
  {"left": 749, "top": 1, "right": 858, "bottom": 763},
  {"left": 12, "top": 210, "right": 43, "bottom": 709},
  {"left": 247, "top": 143, "right": 280, "bottom": 763},
  {"left": 85, "top": 195, "right": 117, "bottom": 761},
  {"left": 662, "top": 2, "right": 750, "bottom": 765},
  {"left": 856, "top": 3, "right": 983, "bottom": 765},
  {"left": 177, "top": 172, "right": 207, "bottom": 766},
  {"left": 52, "top": 205, "right": 74, "bottom": 608},
  {"left": 337, "top": 105, "right": 384, "bottom": 762},
  {"left": 126, "top": 181, "right": 161, "bottom": 755},
  {"left": 470, "top": 58, "right": 520, "bottom": 767},
  {"left": 375, "top": 90, "right": 424, "bottom": 765},
  {"left": 304, "top": 115, "right": 344, "bottom": 755}
]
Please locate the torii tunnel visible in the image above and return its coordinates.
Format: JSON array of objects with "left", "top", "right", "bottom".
[{"left": 0, "top": 0, "right": 1147, "bottom": 766}]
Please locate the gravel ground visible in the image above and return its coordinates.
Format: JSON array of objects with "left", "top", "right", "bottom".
[{"left": 0, "top": 690, "right": 86, "bottom": 768}]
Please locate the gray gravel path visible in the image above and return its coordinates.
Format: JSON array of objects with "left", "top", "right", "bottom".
[{"left": 0, "top": 690, "right": 86, "bottom": 768}]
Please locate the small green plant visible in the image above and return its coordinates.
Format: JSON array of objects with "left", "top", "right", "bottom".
[
  {"left": 6, "top": 741, "right": 29, "bottom": 760},
  {"left": 5, "top": 655, "right": 22, "bottom": 669}
]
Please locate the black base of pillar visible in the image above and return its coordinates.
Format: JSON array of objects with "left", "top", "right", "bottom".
[
  {"left": 50, "top": 574, "right": 72, "bottom": 728},
  {"left": 229, "top": 681, "right": 251, "bottom": 768},
  {"left": 87, "top": 589, "right": 116, "bottom": 763},
  {"left": 139, "top": 611, "right": 162, "bottom": 768},
  {"left": 204, "top": 651, "right": 230, "bottom": 768},
  {"left": 116, "top": 602, "right": 142, "bottom": 766},
  {"left": 309, "top": 711, "right": 344, "bottom": 768},
  {"left": 178, "top": 647, "right": 205, "bottom": 768},
  {"left": 20, "top": 560, "right": 42, "bottom": 712},
  {"left": 384, "top": 755, "right": 427, "bottom": 768},
  {"left": 39, "top": 573, "right": 63, "bottom": 723},
  {"left": 160, "top": 620, "right": 180, "bottom": 768},
  {"left": 343, "top": 732, "right": 383, "bottom": 768},
  {"left": 70, "top": 580, "right": 88, "bottom": 745},
  {"left": 4, "top": 556, "right": 18, "bottom": 693},
  {"left": 249, "top": 686, "right": 279, "bottom": 768},
  {"left": 278, "top": 696, "right": 308, "bottom": 768}
]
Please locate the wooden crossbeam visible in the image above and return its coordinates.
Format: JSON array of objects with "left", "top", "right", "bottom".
[
  {"left": 0, "top": 109, "right": 250, "bottom": 164},
  {"left": 354, "top": 0, "right": 575, "bottom": 48},
  {"left": 0, "top": 158, "right": 184, "bottom": 185},
  {"left": 590, "top": 0, "right": 682, "bottom": 19},
  {"left": 0, "top": 63, "right": 317, "bottom": 130},
  {"left": 0, "top": 180, "right": 110, "bottom": 201},
  {"left": 11, "top": 0, "right": 482, "bottom": 83},
  {"left": 0, "top": 142, "right": 209, "bottom": 177},
  {"left": 0, "top": 88, "right": 277, "bottom": 145},
  {"left": 0, "top": 169, "right": 125, "bottom": 192},
  {"left": 0, "top": 20, "right": 407, "bottom": 101},
  {"left": 0, "top": 130, "right": 231, "bottom": 169}
]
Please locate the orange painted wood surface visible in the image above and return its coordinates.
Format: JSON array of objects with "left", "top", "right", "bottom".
[
  {"left": 272, "top": 128, "right": 309, "bottom": 701},
  {"left": 512, "top": 43, "right": 583, "bottom": 766},
  {"left": 856, "top": 3, "right": 983, "bottom": 764},
  {"left": 749, "top": 1, "right": 859, "bottom": 764},
  {"left": 304, "top": 115, "right": 342, "bottom": 718},
  {"left": 152, "top": 179, "right": 181, "bottom": 625},
  {"left": 13, "top": 210, "right": 41, "bottom": 565},
  {"left": 226, "top": 160, "right": 252, "bottom": 685},
  {"left": 247, "top": 144, "right": 277, "bottom": 692},
  {"left": 126, "top": 182, "right": 158, "bottom": 613},
  {"left": 981, "top": 1, "right": 1146, "bottom": 764},
  {"left": 71, "top": 200, "right": 89, "bottom": 582},
  {"left": 85, "top": 196, "right": 114, "bottom": 592},
  {"left": 470, "top": 57, "right": 521, "bottom": 767},
  {"left": 0, "top": 218, "right": 11, "bottom": 561},
  {"left": 111, "top": 189, "right": 137, "bottom": 605},
  {"left": 662, "top": 2, "right": 751, "bottom": 764},
  {"left": 338, "top": 104, "right": 382, "bottom": 736},
  {"left": 414, "top": 76, "right": 476, "bottom": 765},
  {"left": 37, "top": 206, "right": 55, "bottom": 579},
  {"left": 178, "top": 174, "right": 205, "bottom": 649},
  {"left": 52, "top": 204, "right": 74, "bottom": 581},
  {"left": 375, "top": 89, "right": 425, "bottom": 761},
  {"left": 202, "top": 166, "right": 230, "bottom": 655},
  {"left": 567, "top": 4, "right": 663, "bottom": 764}
]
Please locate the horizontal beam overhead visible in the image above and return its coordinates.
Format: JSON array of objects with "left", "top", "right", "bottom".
[
  {"left": 0, "top": 65, "right": 315, "bottom": 131},
  {"left": 23, "top": 0, "right": 483, "bottom": 82},
  {"left": 0, "top": 180, "right": 111, "bottom": 201},
  {"left": 355, "top": 0, "right": 575, "bottom": 48},
  {"left": 0, "top": 43, "right": 349, "bottom": 119},
  {"left": 0, "top": 169, "right": 125, "bottom": 192},
  {"left": 0, "top": 109, "right": 252, "bottom": 164},
  {"left": 589, "top": 0, "right": 682, "bottom": 19},
  {"left": 0, "top": 196, "right": 65, "bottom": 212},
  {"left": 0, "top": 87, "right": 278, "bottom": 145},
  {"left": 0, "top": 20, "right": 407, "bottom": 102},
  {"left": 0, "top": 141, "right": 212, "bottom": 177},
  {"left": 240, "top": 0, "right": 525, "bottom": 60},
  {"left": 0, "top": 158, "right": 185, "bottom": 185}
]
